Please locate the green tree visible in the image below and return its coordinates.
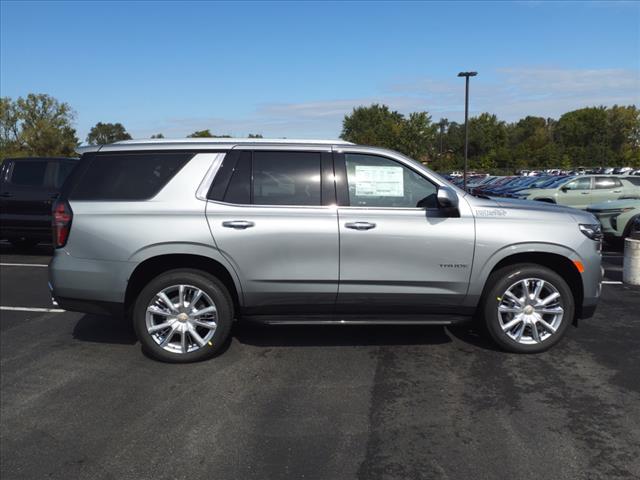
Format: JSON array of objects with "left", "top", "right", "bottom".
[
  {"left": 508, "top": 116, "right": 558, "bottom": 171},
  {"left": 554, "top": 107, "right": 609, "bottom": 168},
  {"left": 341, "top": 104, "right": 436, "bottom": 160},
  {"left": 188, "top": 129, "right": 214, "bottom": 138},
  {"left": 247, "top": 133, "right": 263, "bottom": 138},
  {"left": 0, "top": 97, "right": 23, "bottom": 156},
  {"left": 86, "top": 122, "right": 132, "bottom": 145},
  {"left": 150, "top": 133, "right": 164, "bottom": 139},
  {"left": 187, "top": 130, "right": 232, "bottom": 138},
  {"left": 1, "top": 94, "right": 78, "bottom": 158},
  {"left": 607, "top": 105, "right": 640, "bottom": 167}
]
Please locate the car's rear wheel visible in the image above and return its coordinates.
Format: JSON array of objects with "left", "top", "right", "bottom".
[
  {"left": 482, "top": 264, "right": 574, "bottom": 353},
  {"left": 133, "top": 269, "right": 233, "bottom": 363}
]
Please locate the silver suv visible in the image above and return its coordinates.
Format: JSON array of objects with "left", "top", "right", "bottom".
[{"left": 49, "top": 139, "right": 603, "bottom": 362}]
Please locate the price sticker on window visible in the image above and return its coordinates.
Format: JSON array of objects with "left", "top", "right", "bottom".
[{"left": 354, "top": 165, "right": 404, "bottom": 197}]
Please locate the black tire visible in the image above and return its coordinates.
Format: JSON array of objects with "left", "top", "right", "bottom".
[
  {"left": 9, "top": 238, "right": 39, "bottom": 249},
  {"left": 133, "top": 269, "right": 234, "bottom": 363},
  {"left": 482, "top": 263, "right": 574, "bottom": 353},
  {"left": 622, "top": 214, "right": 639, "bottom": 240}
]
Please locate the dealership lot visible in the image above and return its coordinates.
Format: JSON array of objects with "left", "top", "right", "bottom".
[{"left": 1, "top": 243, "right": 639, "bottom": 480}]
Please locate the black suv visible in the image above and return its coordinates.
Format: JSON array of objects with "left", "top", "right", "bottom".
[{"left": 0, "top": 157, "right": 78, "bottom": 248}]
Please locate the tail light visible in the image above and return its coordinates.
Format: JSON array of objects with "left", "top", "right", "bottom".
[{"left": 52, "top": 200, "right": 73, "bottom": 248}]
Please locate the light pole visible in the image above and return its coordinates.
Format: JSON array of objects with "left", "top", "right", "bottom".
[{"left": 458, "top": 71, "right": 477, "bottom": 191}]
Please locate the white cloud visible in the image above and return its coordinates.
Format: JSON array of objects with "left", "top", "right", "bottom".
[{"left": 131, "top": 66, "right": 640, "bottom": 140}]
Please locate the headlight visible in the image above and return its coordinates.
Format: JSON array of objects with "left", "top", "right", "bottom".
[{"left": 579, "top": 223, "right": 603, "bottom": 241}]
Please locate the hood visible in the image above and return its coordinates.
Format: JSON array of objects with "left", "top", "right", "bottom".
[{"left": 488, "top": 196, "right": 598, "bottom": 224}]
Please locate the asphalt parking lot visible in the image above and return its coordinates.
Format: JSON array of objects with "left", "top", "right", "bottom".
[{"left": 1, "top": 242, "right": 639, "bottom": 480}]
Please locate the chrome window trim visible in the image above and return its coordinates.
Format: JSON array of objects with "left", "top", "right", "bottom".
[
  {"left": 195, "top": 153, "right": 226, "bottom": 201},
  {"left": 233, "top": 145, "right": 333, "bottom": 152},
  {"left": 336, "top": 206, "right": 426, "bottom": 211},
  {"left": 206, "top": 199, "right": 336, "bottom": 210}
]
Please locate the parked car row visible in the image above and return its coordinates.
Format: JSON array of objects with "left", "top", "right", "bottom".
[
  {"left": 516, "top": 167, "right": 640, "bottom": 176},
  {"left": 446, "top": 173, "right": 640, "bottom": 243}
]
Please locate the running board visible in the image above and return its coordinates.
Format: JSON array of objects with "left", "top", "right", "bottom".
[{"left": 240, "top": 314, "right": 473, "bottom": 326}]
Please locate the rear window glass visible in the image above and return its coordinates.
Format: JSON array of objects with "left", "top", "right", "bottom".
[
  {"left": 69, "top": 153, "right": 192, "bottom": 200},
  {"left": 11, "top": 161, "right": 48, "bottom": 186},
  {"left": 595, "top": 177, "right": 622, "bottom": 189},
  {"left": 53, "top": 161, "right": 77, "bottom": 188}
]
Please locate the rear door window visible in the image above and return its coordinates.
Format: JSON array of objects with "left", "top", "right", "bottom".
[
  {"left": 252, "top": 151, "right": 321, "bottom": 206},
  {"left": 594, "top": 177, "right": 622, "bottom": 189},
  {"left": 10, "top": 160, "right": 48, "bottom": 187},
  {"left": 69, "top": 152, "right": 193, "bottom": 200},
  {"left": 209, "top": 150, "right": 325, "bottom": 206},
  {"left": 563, "top": 177, "right": 592, "bottom": 190}
]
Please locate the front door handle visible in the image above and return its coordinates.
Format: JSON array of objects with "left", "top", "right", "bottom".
[
  {"left": 580, "top": 192, "right": 590, "bottom": 195},
  {"left": 345, "top": 221, "right": 376, "bottom": 231},
  {"left": 0, "top": 192, "right": 13, "bottom": 198},
  {"left": 222, "top": 220, "right": 255, "bottom": 230}
]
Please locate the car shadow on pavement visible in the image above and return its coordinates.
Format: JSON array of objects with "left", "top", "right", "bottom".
[
  {"left": 233, "top": 322, "right": 453, "bottom": 348},
  {"left": 446, "top": 323, "right": 504, "bottom": 352},
  {"left": 71, "top": 315, "right": 502, "bottom": 352},
  {"left": 72, "top": 314, "right": 137, "bottom": 345}
]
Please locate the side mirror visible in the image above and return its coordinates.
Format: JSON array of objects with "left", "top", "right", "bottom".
[
  {"left": 560, "top": 187, "right": 568, "bottom": 193},
  {"left": 437, "top": 186, "right": 459, "bottom": 209}
]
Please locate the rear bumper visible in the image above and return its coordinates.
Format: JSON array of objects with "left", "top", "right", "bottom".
[
  {"left": 55, "top": 295, "right": 124, "bottom": 316},
  {"left": 49, "top": 250, "right": 135, "bottom": 309}
]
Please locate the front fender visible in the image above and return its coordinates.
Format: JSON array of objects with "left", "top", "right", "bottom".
[{"left": 464, "top": 241, "right": 583, "bottom": 306}]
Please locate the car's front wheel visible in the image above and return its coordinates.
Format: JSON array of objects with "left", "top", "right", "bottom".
[
  {"left": 482, "top": 264, "right": 574, "bottom": 353},
  {"left": 133, "top": 269, "right": 233, "bottom": 363}
]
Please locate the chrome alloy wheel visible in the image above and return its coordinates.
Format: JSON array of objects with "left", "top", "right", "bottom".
[
  {"left": 497, "top": 278, "right": 564, "bottom": 345},
  {"left": 145, "top": 284, "right": 217, "bottom": 354}
]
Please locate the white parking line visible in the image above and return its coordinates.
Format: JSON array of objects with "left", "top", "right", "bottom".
[
  {"left": 602, "top": 280, "right": 623, "bottom": 285},
  {"left": 0, "top": 306, "right": 65, "bottom": 313},
  {"left": 0, "top": 263, "right": 48, "bottom": 268}
]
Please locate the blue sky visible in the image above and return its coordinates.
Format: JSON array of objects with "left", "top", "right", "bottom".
[{"left": 1, "top": 0, "right": 639, "bottom": 141}]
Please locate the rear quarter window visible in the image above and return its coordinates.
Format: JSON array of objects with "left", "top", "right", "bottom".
[{"left": 69, "top": 152, "right": 193, "bottom": 201}]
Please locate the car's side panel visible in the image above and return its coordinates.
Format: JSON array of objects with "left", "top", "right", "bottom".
[
  {"left": 463, "top": 200, "right": 602, "bottom": 310},
  {"left": 205, "top": 204, "right": 339, "bottom": 314},
  {"left": 53, "top": 153, "right": 227, "bottom": 304}
]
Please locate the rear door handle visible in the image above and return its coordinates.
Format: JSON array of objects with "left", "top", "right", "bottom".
[
  {"left": 345, "top": 221, "right": 376, "bottom": 231},
  {"left": 580, "top": 192, "right": 590, "bottom": 195},
  {"left": 222, "top": 220, "right": 255, "bottom": 230}
]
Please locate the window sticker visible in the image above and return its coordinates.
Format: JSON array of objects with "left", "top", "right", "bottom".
[{"left": 354, "top": 165, "right": 404, "bottom": 197}]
